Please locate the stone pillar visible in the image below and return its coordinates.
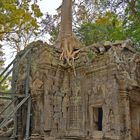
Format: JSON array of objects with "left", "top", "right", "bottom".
[
  {"left": 30, "top": 92, "right": 44, "bottom": 140},
  {"left": 44, "top": 90, "right": 53, "bottom": 132},
  {"left": 118, "top": 72, "right": 132, "bottom": 140},
  {"left": 68, "top": 95, "right": 82, "bottom": 137},
  {"left": 30, "top": 97, "right": 43, "bottom": 140},
  {"left": 30, "top": 73, "right": 44, "bottom": 139},
  {"left": 119, "top": 90, "right": 131, "bottom": 140}
]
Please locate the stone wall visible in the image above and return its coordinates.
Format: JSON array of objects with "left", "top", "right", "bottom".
[{"left": 2, "top": 40, "right": 140, "bottom": 140}]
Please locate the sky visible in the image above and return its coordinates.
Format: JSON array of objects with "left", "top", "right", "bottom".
[
  {"left": 38, "top": 0, "right": 62, "bottom": 14},
  {"left": 4, "top": 0, "right": 62, "bottom": 66}
]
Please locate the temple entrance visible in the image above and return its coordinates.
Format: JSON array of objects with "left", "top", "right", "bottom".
[
  {"left": 92, "top": 107, "right": 103, "bottom": 131},
  {"left": 90, "top": 107, "right": 103, "bottom": 131}
]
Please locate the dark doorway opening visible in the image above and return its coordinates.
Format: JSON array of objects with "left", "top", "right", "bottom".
[
  {"left": 93, "top": 107, "right": 103, "bottom": 131},
  {"left": 98, "top": 108, "right": 103, "bottom": 131}
]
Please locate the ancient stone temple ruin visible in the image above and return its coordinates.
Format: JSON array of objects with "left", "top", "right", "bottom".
[
  {"left": 1, "top": 40, "right": 139, "bottom": 140},
  {"left": 0, "top": 0, "right": 140, "bottom": 139}
]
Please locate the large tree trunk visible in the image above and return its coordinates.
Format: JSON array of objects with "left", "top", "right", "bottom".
[
  {"left": 56, "top": 0, "right": 81, "bottom": 64},
  {"left": 61, "top": 0, "right": 72, "bottom": 38}
]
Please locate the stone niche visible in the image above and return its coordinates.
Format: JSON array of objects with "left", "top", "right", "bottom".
[{"left": 5, "top": 40, "right": 140, "bottom": 140}]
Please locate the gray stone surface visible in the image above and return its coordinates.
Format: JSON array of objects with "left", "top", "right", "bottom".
[
  {"left": 0, "top": 137, "right": 10, "bottom": 140},
  {"left": 1, "top": 40, "right": 140, "bottom": 140}
]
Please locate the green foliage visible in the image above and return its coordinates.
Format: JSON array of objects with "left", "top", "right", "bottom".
[
  {"left": 49, "top": 26, "right": 59, "bottom": 44},
  {"left": 36, "top": 0, "right": 140, "bottom": 50},
  {"left": 123, "top": 0, "right": 140, "bottom": 47},
  {"left": 77, "top": 12, "right": 126, "bottom": 46},
  {"left": 87, "top": 50, "right": 96, "bottom": 61},
  {"left": 0, "top": 0, "right": 42, "bottom": 41},
  {"left": 0, "top": 43, "right": 9, "bottom": 92},
  {"left": 0, "top": 76, "right": 8, "bottom": 91},
  {"left": 0, "top": 44, "right": 4, "bottom": 67}
]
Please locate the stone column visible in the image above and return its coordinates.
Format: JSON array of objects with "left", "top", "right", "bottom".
[
  {"left": 118, "top": 72, "right": 132, "bottom": 140},
  {"left": 30, "top": 96, "right": 43, "bottom": 140},
  {"left": 30, "top": 77, "right": 44, "bottom": 140},
  {"left": 119, "top": 90, "right": 131, "bottom": 140}
]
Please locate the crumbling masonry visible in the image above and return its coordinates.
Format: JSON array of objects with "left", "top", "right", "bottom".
[{"left": 3, "top": 40, "right": 139, "bottom": 140}]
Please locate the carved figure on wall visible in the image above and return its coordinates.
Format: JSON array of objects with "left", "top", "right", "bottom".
[
  {"left": 61, "top": 93, "right": 70, "bottom": 131},
  {"left": 108, "top": 109, "right": 115, "bottom": 132},
  {"left": 31, "top": 71, "right": 44, "bottom": 136},
  {"left": 69, "top": 86, "right": 82, "bottom": 130},
  {"left": 53, "top": 92, "right": 63, "bottom": 132}
]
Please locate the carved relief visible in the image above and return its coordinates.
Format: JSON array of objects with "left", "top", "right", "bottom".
[
  {"left": 1, "top": 41, "right": 139, "bottom": 140},
  {"left": 108, "top": 109, "right": 115, "bottom": 132}
]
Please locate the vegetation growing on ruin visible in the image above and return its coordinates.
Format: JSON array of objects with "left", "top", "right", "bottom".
[{"left": 0, "top": 0, "right": 140, "bottom": 64}]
